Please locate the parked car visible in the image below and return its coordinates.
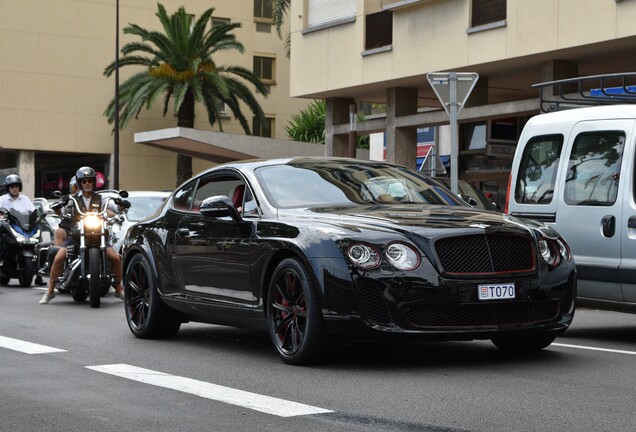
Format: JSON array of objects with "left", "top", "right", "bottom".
[
  {"left": 104, "top": 191, "right": 170, "bottom": 253},
  {"left": 433, "top": 177, "right": 500, "bottom": 211},
  {"left": 121, "top": 157, "right": 576, "bottom": 364}
]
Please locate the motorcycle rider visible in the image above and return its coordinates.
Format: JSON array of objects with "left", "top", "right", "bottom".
[
  {"left": 0, "top": 174, "right": 36, "bottom": 263},
  {"left": 39, "top": 167, "right": 125, "bottom": 304},
  {"left": 53, "top": 176, "right": 78, "bottom": 246}
]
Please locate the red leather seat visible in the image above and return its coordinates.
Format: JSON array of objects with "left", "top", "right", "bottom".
[{"left": 231, "top": 185, "right": 245, "bottom": 208}]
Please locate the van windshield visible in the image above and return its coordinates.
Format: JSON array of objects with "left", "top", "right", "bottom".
[{"left": 515, "top": 134, "right": 563, "bottom": 204}]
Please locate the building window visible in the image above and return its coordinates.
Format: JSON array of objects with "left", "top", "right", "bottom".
[
  {"left": 253, "top": 56, "right": 275, "bottom": 84},
  {"left": 307, "top": 0, "right": 356, "bottom": 28},
  {"left": 253, "top": 116, "right": 274, "bottom": 138},
  {"left": 365, "top": 11, "right": 392, "bottom": 50},
  {"left": 211, "top": 17, "right": 231, "bottom": 28},
  {"left": 254, "top": 0, "right": 273, "bottom": 21},
  {"left": 471, "top": 0, "right": 506, "bottom": 27}
]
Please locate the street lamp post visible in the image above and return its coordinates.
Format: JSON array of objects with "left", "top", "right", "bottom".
[{"left": 113, "top": 0, "right": 120, "bottom": 190}]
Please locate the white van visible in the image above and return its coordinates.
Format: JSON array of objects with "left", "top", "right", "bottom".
[{"left": 507, "top": 104, "right": 636, "bottom": 312}]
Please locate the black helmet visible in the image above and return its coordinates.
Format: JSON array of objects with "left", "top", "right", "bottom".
[
  {"left": 4, "top": 174, "right": 22, "bottom": 192},
  {"left": 76, "top": 166, "right": 96, "bottom": 188}
]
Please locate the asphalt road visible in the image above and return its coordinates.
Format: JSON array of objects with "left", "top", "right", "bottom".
[{"left": 1, "top": 280, "right": 635, "bottom": 432}]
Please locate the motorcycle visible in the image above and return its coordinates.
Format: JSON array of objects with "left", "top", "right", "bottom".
[
  {"left": 42, "top": 190, "right": 130, "bottom": 308},
  {"left": 0, "top": 207, "right": 45, "bottom": 287}
]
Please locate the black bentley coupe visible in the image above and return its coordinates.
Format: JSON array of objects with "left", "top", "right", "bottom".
[{"left": 120, "top": 157, "right": 576, "bottom": 364}]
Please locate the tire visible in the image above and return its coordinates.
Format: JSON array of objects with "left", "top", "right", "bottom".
[
  {"left": 491, "top": 332, "right": 558, "bottom": 353},
  {"left": 266, "top": 257, "right": 328, "bottom": 365},
  {"left": 88, "top": 248, "right": 101, "bottom": 308},
  {"left": 124, "top": 253, "right": 181, "bottom": 338},
  {"left": 18, "top": 257, "right": 34, "bottom": 288}
]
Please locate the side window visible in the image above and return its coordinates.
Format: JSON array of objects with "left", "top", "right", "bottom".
[
  {"left": 172, "top": 180, "right": 197, "bottom": 211},
  {"left": 564, "top": 131, "right": 624, "bottom": 206},
  {"left": 515, "top": 134, "right": 563, "bottom": 204}
]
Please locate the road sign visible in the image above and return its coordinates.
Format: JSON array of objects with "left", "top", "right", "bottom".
[
  {"left": 427, "top": 72, "right": 479, "bottom": 116},
  {"left": 426, "top": 72, "right": 479, "bottom": 195}
]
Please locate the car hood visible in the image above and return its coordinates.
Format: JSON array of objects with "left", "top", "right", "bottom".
[{"left": 277, "top": 204, "right": 535, "bottom": 236}]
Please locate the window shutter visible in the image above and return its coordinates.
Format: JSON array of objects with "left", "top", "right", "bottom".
[{"left": 307, "top": 0, "right": 356, "bottom": 28}]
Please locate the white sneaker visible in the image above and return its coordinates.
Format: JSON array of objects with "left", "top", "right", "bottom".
[
  {"left": 114, "top": 290, "right": 125, "bottom": 300},
  {"left": 39, "top": 291, "right": 56, "bottom": 304}
]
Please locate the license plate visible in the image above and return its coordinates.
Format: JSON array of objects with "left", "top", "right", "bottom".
[{"left": 478, "top": 283, "right": 515, "bottom": 301}]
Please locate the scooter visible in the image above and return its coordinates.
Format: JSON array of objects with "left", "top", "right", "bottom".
[{"left": 0, "top": 208, "right": 45, "bottom": 287}]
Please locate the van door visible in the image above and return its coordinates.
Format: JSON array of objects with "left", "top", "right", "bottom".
[
  {"left": 556, "top": 121, "right": 631, "bottom": 302},
  {"left": 620, "top": 125, "right": 636, "bottom": 303}
]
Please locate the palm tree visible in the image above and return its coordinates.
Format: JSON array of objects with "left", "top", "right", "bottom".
[
  {"left": 272, "top": 0, "right": 291, "bottom": 56},
  {"left": 104, "top": 3, "right": 268, "bottom": 186}
]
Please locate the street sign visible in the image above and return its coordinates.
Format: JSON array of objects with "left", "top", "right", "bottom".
[
  {"left": 427, "top": 72, "right": 479, "bottom": 116},
  {"left": 426, "top": 72, "right": 479, "bottom": 195}
]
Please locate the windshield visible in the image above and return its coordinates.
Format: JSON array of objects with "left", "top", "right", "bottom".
[
  {"left": 126, "top": 196, "right": 168, "bottom": 221},
  {"left": 255, "top": 161, "right": 465, "bottom": 208}
]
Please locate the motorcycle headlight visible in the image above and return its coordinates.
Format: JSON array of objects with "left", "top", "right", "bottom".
[
  {"left": 9, "top": 226, "right": 27, "bottom": 243},
  {"left": 83, "top": 214, "right": 102, "bottom": 231}
]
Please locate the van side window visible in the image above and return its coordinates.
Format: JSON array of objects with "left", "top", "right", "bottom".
[
  {"left": 515, "top": 134, "right": 563, "bottom": 204},
  {"left": 564, "top": 131, "right": 624, "bottom": 206}
]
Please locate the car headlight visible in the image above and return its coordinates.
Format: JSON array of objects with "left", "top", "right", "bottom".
[
  {"left": 83, "top": 214, "right": 102, "bottom": 231},
  {"left": 557, "top": 238, "right": 573, "bottom": 262},
  {"left": 539, "top": 238, "right": 560, "bottom": 267},
  {"left": 346, "top": 242, "right": 381, "bottom": 270},
  {"left": 385, "top": 242, "right": 420, "bottom": 271}
]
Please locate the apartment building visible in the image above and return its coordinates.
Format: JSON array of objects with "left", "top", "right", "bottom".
[
  {"left": 0, "top": 0, "right": 310, "bottom": 196},
  {"left": 289, "top": 0, "right": 636, "bottom": 206}
]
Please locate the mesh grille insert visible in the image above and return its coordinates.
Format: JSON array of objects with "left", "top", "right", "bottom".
[{"left": 435, "top": 234, "right": 534, "bottom": 274}]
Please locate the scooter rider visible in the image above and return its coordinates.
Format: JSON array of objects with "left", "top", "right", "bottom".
[
  {"left": 39, "top": 167, "right": 125, "bottom": 304},
  {"left": 0, "top": 174, "right": 36, "bottom": 262},
  {"left": 0, "top": 174, "right": 35, "bottom": 215}
]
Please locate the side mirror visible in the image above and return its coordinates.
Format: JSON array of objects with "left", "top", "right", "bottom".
[
  {"left": 200, "top": 195, "right": 242, "bottom": 223},
  {"left": 119, "top": 190, "right": 129, "bottom": 199}
]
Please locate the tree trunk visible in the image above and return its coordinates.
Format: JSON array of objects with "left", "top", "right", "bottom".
[{"left": 176, "top": 90, "right": 195, "bottom": 186}]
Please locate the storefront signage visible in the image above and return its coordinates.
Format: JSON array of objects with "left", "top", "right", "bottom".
[{"left": 486, "top": 143, "right": 515, "bottom": 158}]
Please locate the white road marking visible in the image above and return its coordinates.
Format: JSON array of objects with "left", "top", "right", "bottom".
[
  {"left": 0, "top": 335, "right": 67, "bottom": 354},
  {"left": 86, "top": 364, "right": 334, "bottom": 417},
  {"left": 553, "top": 342, "right": 636, "bottom": 356}
]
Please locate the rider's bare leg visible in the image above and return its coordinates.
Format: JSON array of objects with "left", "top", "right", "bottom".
[
  {"left": 46, "top": 247, "right": 66, "bottom": 294},
  {"left": 106, "top": 246, "right": 123, "bottom": 295}
]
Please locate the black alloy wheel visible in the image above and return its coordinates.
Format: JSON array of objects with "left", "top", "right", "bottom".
[
  {"left": 267, "top": 258, "right": 328, "bottom": 365},
  {"left": 124, "top": 253, "right": 180, "bottom": 339}
]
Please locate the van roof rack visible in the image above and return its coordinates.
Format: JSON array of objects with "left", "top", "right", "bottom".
[{"left": 533, "top": 72, "right": 636, "bottom": 112}]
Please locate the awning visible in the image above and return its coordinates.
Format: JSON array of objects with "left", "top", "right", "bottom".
[{"left": 134, "top": 127, "right": 327, "bottom": 163}]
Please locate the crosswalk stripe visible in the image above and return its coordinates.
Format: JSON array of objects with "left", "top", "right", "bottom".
[
  {"left": 86, "top": 363, "right": 333, "bottom": 417},
  {"left": 0, "top": 335, "right": 67, "bottom": 354}
]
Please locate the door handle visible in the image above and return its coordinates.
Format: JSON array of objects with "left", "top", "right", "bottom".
[
  {"left": 602, "top": 215, "right": 615, "bottom": 237},
  {"left": 628, "top": 216, "right": 636, "bottom": 229},
  {"left": 176, "top": 228, "right": 190, "bottom": 237}
]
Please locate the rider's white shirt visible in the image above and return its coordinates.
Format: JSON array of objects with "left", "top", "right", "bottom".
[{"left": 0, "top": 193, "right": 35, "bottom": 214}]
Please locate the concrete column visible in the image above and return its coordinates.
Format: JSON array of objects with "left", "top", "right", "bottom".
[
  {"left": 385, "top": 87, "right": 417, "bottom": 167},
  {"left": 17, "top": 151, "right": 36, "bottom": 198},
  {"left": 325, "top": 97, "right": 354, "bottom": 157},
  {"left": 540, "top": 60, "right": 579, "bottom": 98}
]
